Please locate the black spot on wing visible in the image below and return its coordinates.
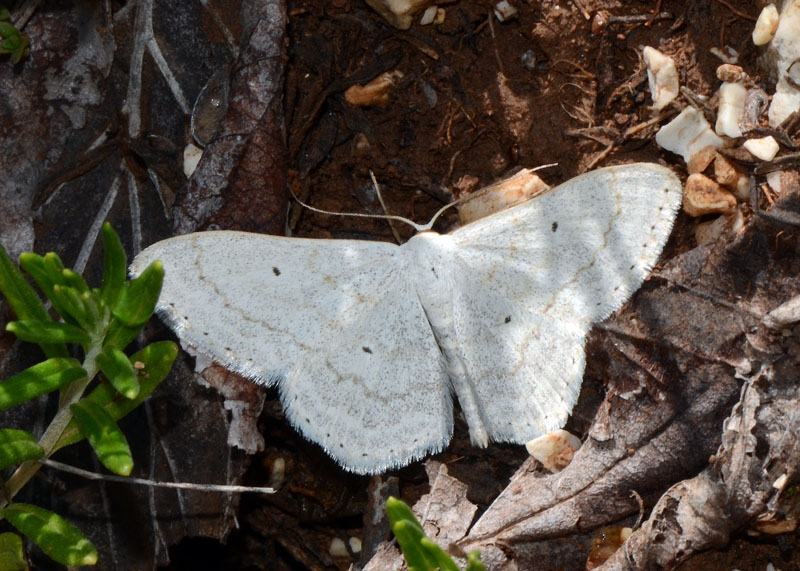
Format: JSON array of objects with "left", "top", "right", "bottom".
[
  {"left": 551, "top": 221, "right": 558, "bottom": 232},
  {"left": 504, "top": 316, "right": 511, "bottom": 324},
  {"left": 272, "top": 267, "right": 281, "bottom": 276},
  {"left": 362, "top": 346, "right": 373, "bottom": 354}
]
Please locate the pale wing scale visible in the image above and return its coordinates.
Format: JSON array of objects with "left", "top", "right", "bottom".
[
  {"left": 444, "top": 164, "right": 681, "bottom": 444},
  {"left": 131, "top": 231, "right": 452, "bottom": 474}
]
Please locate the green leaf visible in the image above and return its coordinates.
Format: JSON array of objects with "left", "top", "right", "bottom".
[
  {"left": 99, "top": 222, "right": 127, "bottom": 308},
  {"left": 96, "top": 346, "right": 139, "bottom": 399},
  {"left": 49, "top": 285, "right": 92, "bottom": 329},
  {"left": 102, "top": 318, "right": 144, "bottom": 351},
  {"left": 0, "top": 429, "right": 43, "bottom": 470},
  {"left": 386, "top": 496, "right": 424, "bottom": 530},
  {"left": 9, "top": 35, "right": 28, "bottom": 64},
  {"left": 0, "top": 245, "right": 66, "bottom": 359},
  {"left": 392, "top": 520, "right": 434, "bottom": 571},
  {"left": 0, "top": 358, "right": 86, "bottom": 410},
  {"left": 61, "top": 269, "right": 89, "bottom": 294},
  {"left": 419, "top": 538, "right": 460, "bottom": 571},
  {"left": 54, "top": 341, "right": 177, "bottom": 451},
  {"left": 18, "top": 253, "right": 77, "bottom": 328},
  {"left": 2, "top": 503, "right": 98, "bottom": 566},
  {"left": 112, "top": 260, "right": 163, "bottom": 326},
  {"left": 6, "top": 320, "right": 91, "bottom": 344},
  {"left": 0, "top": 21, "right": 16, "bottom": 39},
  {"left": 0, "top": 532, "right": 26, "bottom": 571},
  {"left": 466, "top": 550, "right": 486, "bottom": 571},
  {"left": 0, "top": 8, "right": 10, "bottom": 21},
  {"left": 0, "top": 248, "right": 48, "bottom": 322},
  {"left": 70, "top": 400, "right": 133, "bottom": 476}
]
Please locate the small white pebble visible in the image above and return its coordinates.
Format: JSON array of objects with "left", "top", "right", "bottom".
[
  {"left": 743, "top": 135, "right": 780, "bottom": 161},
  {"left": 643, "top": 47, "right": 679, "bottom": 110},
  {"left": 419, "top": 5, "right": 437, "bottom": 25},
  {"left": 525, "top": 429, "right": 581, "bottom": 472},
  {"left": 710, "top": 46, "right": 739, "bottom": 64},
  {"left": 716, "top": 82, "right": 747, "bottom": 138},
  {"left": 329, "top": 537, "right": 348, "bottom": 558},
  {"left": 349, "top": 536, "right": 362, "bottom": 554},
  {"left": 753, "top": 4, "right": 779, "bottom": 45},
  {"left": 183, "top": 143, "right": 203, "bottom": 177},
  {"left": 493, "top": 0, "right": 517, "bottom": 22},
  {"left": 656, "top": 107, "right": 723, "bottom": 165}
]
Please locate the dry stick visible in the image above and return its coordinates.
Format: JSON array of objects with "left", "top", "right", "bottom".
[
  {"left": 713, "top": 0, "right": 756, "bottom": 21},
  {"left": 571, "top": 0, "right": 591, "bottom": 20},
  {"left": 645, "top": 0, "right": 664, "bottom": 27},
  {"left": 487, "top": 10, "right": 504, "bottom": 76},
  {"left": 585, "top": 111, "right": 676, "bottom": 171},
  {"left": 369, "top": 170, "right": 403, "bottom": 245},
  {"left": 40, "top": 458, "right": 275, "bottom": 494}
]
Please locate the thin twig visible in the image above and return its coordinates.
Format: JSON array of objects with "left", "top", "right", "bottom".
[
  {"left": 712, "top": 0, "right": 756, "bottom": 21},
  {"left": 40, "top": 459, "right": 275, "bottom": 494}
]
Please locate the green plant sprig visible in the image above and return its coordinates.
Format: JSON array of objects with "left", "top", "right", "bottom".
[
  {"left": 386, "top": 496, "right": 484, "bottom": 571},
  {"left": 0, "top": 6, "right": 29, "bottom": 64},
  {"left": 0, "top": 223, "right": 177, "bottom": 567}
]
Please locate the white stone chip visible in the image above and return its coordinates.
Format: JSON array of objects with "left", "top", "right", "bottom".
[
  {"left": 183, "top": 143, "right": 203, "bottom": 178},
  {"left": 753, "top": 4, "right": 780, "bottom": 46},
  {"left": 715, "top": 81, "right": 747, "bottom": 138},
  {"left": 743, "top": 135, "right": 780, "bottom": 161},
  {"left": 525, "top": 429, "right": 582, "bottom": 472},
  {"left": 349, "top": 537, "right": 362, "bottom": 554},
  {"left": 420, "top": 5, "right": 437, "bottom": 25},
  {"left": 494, "top": 0, "right": 518, "bottom": 22},
  {"left": 768, "top": 0, "right": 800, "bottom": 126},
  {"left": 329, "top": 538, "right": 348, "bottom": 558},
  {"left": 458, "top": 169, "right": 550, "bottom": 225},
  {"left": 643, "top": 47, "right": 679, "bottom": 110},
  {"left": 656, "top": 106, "right": 724, "bottom": 165},
  {"left": 130, "top": 163, "right": 682, "bottom": 474},
  {"left": 364, "top": 0, "right": 436, "bottom": 29}
]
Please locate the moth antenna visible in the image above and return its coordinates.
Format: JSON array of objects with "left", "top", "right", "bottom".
[
  {"left": 289, "top": 163, "right": 559, "bottom": 234},
  {"left": 288, "top": 181, "right": 427, "bottom": 233}
]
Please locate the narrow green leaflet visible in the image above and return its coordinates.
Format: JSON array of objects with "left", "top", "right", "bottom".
[
  {"left": 466, "top": 550, "right": 486, "bottom": 571},
  {"left": 6, "top": 320, "right": 91, "bottom": 344},
  {"left": 61, "top": 269, "right": 89, "bottom": 294},
  {"left": 420, "top": 538, "right": 460, "bottom": 571},
  {"left": 386, "top": 495, "right": 423, "bottom": 529},
  {"left": 0, "top": 247, "right": 49, "bottom": 322},
  {"left": 0, "top": 358, "right": 85, "bottom": 410},
  {"left": 16, "top": 253, "right": 73, "bottom": 325},
  {"left": 0, "top": 429, "right": 43, "bottom": 471},
  {"left": 102, "top": 318, "right": 145, "bottom": 351},
  {"left": 54, "top": 341, "right": 178, "bottom": 451},
  {"left": 387, "top": 496, "right": 480, "bottom": 571},
  {"left": 1, "top": 504, "right": 98, "bottom": 566},
  {"left": 49, "top": 286, "right": 91, "bottom": 329},
  {"left": 112, "top": 261, "right": 163, "bottom": 326},
  {"left": 99, "top": 222, "right": 127, "bottom": 308},
  {"left": 0, "top": 245, "right": 66, "bottom": 358},
  {"left": 0, "top": 532, "right": 25, "bottom": 571},
  {"left": 392, "top": 520, "right": 435, "bottom": 571},
  {"left": 70, "top": 400, "right": 133, "bottom": 476},
  {"left": 96, "top": 346, "right": 139, "bottom": 399}
]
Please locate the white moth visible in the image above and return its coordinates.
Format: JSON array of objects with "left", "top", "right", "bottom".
[{"left": 131, "top": 163, "right": 681, "bottom": 474}]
